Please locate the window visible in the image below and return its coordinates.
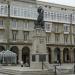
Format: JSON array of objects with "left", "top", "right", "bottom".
[
  {"left": 39, "top": 54, "right": 46, "bottom": 62},
  {"left": 64, "top": 14, "right": 68, "bottom": 22},
  {"left": 23, "top": 31, "right": 29, "bottom": 41},
  {"left": 32, "top": 55, "right": 36, "bottom": 62},
  {"left": 55, "top": 34, "right": 60, "bottom": 43},
  {"left": 46, "top": 34, "right": 50, "bottom": 43},
  {"left": 0, "top": 6, "right": 4, "bottom": 14},
  {"left": 54, "top": 24, "right": 59, "bottom": 32},
  {"left": 64, "top": 24, "right": 70, "bottom": 33},
  {"left": 73, "top": 25, "right": 75, "bottom": 33},
  {"left": 55, "top": 25, "right": 58, "bottom": 32},
  {"left": 4, "top": 6, "right": 8, "bottom": 15},
  {"left": 50, "top": 12, "right": 55, "bottom": 20},
  {"left": 56, "top": 13, "right": 62, "bottom": 21},
  {"left": 0, "top": 19, "right": 3, "bottom": 27},
  {"left": 74, "top": 36, "right": 75, "bottom": 44},
  {"left": 72, "top": 14, "right": 75, "bottom": 22},
  {"left": 14, "top": 7, "right": 17, "bottom": 16},
  {"left": 40, "top": 38, "right": 44, "bottom": 44},
  {"left": 64, "top": 34, "right": 68, "bottom": 44},
  {"left": 45, "top": 22, "right": 52, "bottom": 32},
  {"left": 0, "top": 31, "right": 4, "bottom": 40},
  {"left": 24, "top": 21, "right": 29, "bottom": 29},
  {"left": 44, "top": 11, "right": 48, "bottom": 19},
  {"left": 11, "top": 6, "right": 37, "bottom": 19},
  {"left": 12, "top": 31, "right": 17, "bottom": 41},
  {"left": 12, "top": 19, "right": 17, "bottom": 28}
]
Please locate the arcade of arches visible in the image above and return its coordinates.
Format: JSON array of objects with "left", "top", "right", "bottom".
[
  {"left": 47, "top": 47, "right": 75, "bottom": 63},
  {"left": 0, "top": 46, "right": 75, "bottom": 65},
  {"left": 0, "top": 46, "right": 30, "bottom": 66}
]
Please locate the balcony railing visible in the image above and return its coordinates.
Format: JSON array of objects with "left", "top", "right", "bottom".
[
  {"left": 0, "top": 39, "right": 7, "bottom": 43},
  {"left": 9, "top": 39, "right": 32, "bottom": 43},
  {"left": 0, "top": 25, "right": 5, "bottom": 29}
]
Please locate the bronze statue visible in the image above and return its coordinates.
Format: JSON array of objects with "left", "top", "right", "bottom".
[{"left": 34, "top": 6, "right": 44, "bottom": 29}]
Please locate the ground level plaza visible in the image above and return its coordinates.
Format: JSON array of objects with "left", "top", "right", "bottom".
[{"left": 0, "top": 64, "right": 74, "bottom": 75}]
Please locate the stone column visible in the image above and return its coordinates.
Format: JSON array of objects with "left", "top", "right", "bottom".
[
  {"left": 51, "top": 48, "right": 54, "bottom": 63},
  {"left": 68, "top": 48, "right": 71, "bottom": 63},
  {"left": 18, "top": 48, "right": 22, "bottom": 64},
  {"left": 70, "top": 48, "right": 73, "bottom": 63},
  {"left": 60, "top": 49, "right": 63, "bottom": 63}
]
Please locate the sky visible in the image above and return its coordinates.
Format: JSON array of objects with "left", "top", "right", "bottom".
[{"left": 38, "top": 0, "right": 75, "bottom": 7}]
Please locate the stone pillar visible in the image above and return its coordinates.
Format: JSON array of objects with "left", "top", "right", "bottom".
[
  {"left": 69, "top": 48, "right": 71, "bottom": 63},
  {"left": 60, "top": 49, "right": 63, "bottom": 63},
  {"left": 51, "top": 48, "right": 54, "bottom": 63},
  {"left": 31, "top": 28, "right": 48, "bottom": 69},
  {"left": 18, "top": 48, "right": 22, "bottom": 64},
  {"left": 70, "top": 48, "right": 73, "bottom": 63}
]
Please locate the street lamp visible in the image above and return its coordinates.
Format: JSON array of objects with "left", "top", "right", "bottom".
[
  {"left": 53, "top": 64, "right": 59, "bottom": 75},
  {"left": 6, "top": 1, "right": 10, "bottom": 50},
  {"left": 53, "top": 60, "right": 61, "bottom": 75},
  {"left": 42, "top": 57, "right": 44, "bottom": 70},
  {"left": 74, "top": 63, "right": 75, "bottom": 73}
]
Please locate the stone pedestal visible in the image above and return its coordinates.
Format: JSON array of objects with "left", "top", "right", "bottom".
[{"left": 31, "top": 28, "right": 48, "bottom": 69}]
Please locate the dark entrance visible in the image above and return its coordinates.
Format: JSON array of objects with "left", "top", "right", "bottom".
[
  {"left": 74, "top": 49, "right": 75, "bottom": 63},
  {"left": 10, "top": 46, "right": 19, "bottom": 64},
  {"left": 47, "top": 47, "right": 51, "bottom": 63},
  {"left": 22, "top": 47, "right": 30, "bottom": 67},
  {"left": 54, "top": 48, "right": 61, "bottom": 63},
  {"left": 0, "top": 46, "right": 5, "bottom": 52},
  {"left": 63, "top": 48, "right": 69, "bottom": 63}
]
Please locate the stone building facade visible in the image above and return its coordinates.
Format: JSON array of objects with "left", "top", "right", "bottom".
[{"left": 0, "top": 0, "right": 75, "bottom": 67}]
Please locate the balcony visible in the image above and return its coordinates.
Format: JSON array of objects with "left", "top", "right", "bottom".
[
  {"left": 0, "top": 39, "right": 7, "bottom": 43},
  {"left": 64, "top": 31, "right": 69, "bottom": 34},
  {"left": 52, "top": 28, "right": 61, "bottom": 33},
  {"left": 0, "top": 25, "right": 5, "bottom": 30},
  {"left": 9, "top": 39, "right": 32, "bottom": 44}
]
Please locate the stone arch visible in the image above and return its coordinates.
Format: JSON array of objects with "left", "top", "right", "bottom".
[
  {"left": 10, "top": 46, "right": 19, "bottom": 64},
  {"left": 63, "top": 48, "right": 69, "bottom": 63},
  {"left": 0, "top": 46, "right": 5, "bottom": 52},
  {"left": 47, "top": 47, "right": 51, "bottom": 63},
  {"left": 22, "top": 46, "right": 30, "bottom": 67},
  {"left": 54, "top": 47, "right": 61, "bottom": 63}
]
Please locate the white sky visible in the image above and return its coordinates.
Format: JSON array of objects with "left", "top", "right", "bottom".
[{"left": 38, "top": 0, "right": 75, "bottom": 7}]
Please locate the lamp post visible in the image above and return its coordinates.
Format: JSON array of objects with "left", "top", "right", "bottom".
[
  {"left": 74, "top": 62, "right": 75, "bottom": 73},
  {"left": 53, "top": 64, "right": 59, "bottom": 75},
  {"left": 54, "top": 65, "right": 57, "bottom": 75},
  {"left": 74, "top": 55, "right": 75, "bottom": 73},
  {"left": 53, "top": 60, "right": 61, "bottom": 75},
  {"left": 6, "top": 1, "right": 10, "bottom": 50},
  {"left": 42, "top": 57, "right": 44, "bottom": 70}
]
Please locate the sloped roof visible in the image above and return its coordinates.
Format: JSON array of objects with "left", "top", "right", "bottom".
[{"left": 0, "top": 50, "right": 16, "bottom": 58}]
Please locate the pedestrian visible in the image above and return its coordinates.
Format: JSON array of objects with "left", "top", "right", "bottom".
[{"left": 20, "top": 61, "right": 23, "bottom": 67}]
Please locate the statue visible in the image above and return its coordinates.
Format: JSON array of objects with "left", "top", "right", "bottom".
[{"left": 34, "top": 6, "right": 44, "bottom": 29}]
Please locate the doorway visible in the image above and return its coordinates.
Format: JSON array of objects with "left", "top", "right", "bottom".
[{"left": 22, "top": 47, "right": 30, "bottom": 67}]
